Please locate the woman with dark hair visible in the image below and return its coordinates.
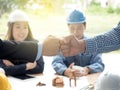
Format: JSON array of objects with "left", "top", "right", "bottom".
[{"left": 0, "top": 10, "right": 44, "bottom": 76}]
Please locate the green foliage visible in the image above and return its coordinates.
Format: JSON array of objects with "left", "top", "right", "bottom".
[
  {"left": 0, "top": 0, "right": 28, "bottom": 17},
  {"left": 107, "top": 7, "right": 120, "bottom": 14},
  {"left": 86, "top": 1, "right": 120, "bottom": 15},
  {"left": 86, "top": 2, "right": 106, "bottom": 15},
  {"left": 106, "top": 7, "right": 114, "bottom": 13}
]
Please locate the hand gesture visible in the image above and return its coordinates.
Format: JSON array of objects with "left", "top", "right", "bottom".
[
  {"left": 42, "top": 35, "right": 60, "bottom": 56},
  {"left": 3, "top": 59, "right": 14, "bottom": 66},
  {"left": 64, "top": 63, "right": 75, "bottom": 77},
  {"left": 26, "top": 61, "right": 37, "bottom": 70},
  {"left": 60, "top": 35, "right": 84, "bottom": 57},
  {"left": 72, "top": 66, "right": 90, "bottom": 77}
]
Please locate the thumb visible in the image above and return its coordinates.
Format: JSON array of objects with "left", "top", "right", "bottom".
[
  {"left": 60, "top": 35, "right": 74, "bottom": 44},
  {"left": 69, "top": 62, "right": 75, "bottom": 68}
]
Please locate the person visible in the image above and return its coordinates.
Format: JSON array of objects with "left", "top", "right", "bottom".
[
  {"left": 52, "top": 9, "right": 104, "bottom": 78},
  {"left": 60, "top": 21, "right": 120, "bottom": 57},
  {"left": 0, "top": 34, "right": 60, "bottom": 61},
  {"left": 94, "top": 70, "right": 120, "bottom": 90},
  {"left": 0, "top": 10, "right": 44, "bottom": 76},
  {"left": 0, "top": 10, "right": 60, "bottom": 90}
]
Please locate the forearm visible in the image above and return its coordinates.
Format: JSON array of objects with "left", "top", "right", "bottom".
[
  {"left": 87, "top": 63, "right": 104, "bottom": 73},
  {"left": 0, "top": 40, "right": 39, "bottom": 62},
  {"left": 52, "top": 63, "right": 67, "bottom": 75},
  {"left": 52, "top": 58, "right": 67, "bottom": 75},
  {"left": 84, "top": 23, "right": 120, "bottom": 54},
  {"left": 26, "top": 59, "right": 44, "bottom": 74},
  {"left": 78, "top": 39, "right": 86, "bottom": 53},
  {"left": 4, "top": 64, "right": 26, "bottom": 76}
]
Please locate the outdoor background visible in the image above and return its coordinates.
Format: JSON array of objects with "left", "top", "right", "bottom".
[{"left": 0, "top": 0, "right": 120, "bottom": 53}]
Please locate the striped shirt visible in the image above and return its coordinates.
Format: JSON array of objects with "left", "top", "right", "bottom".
[{"left": 85, "top": 22, "right": 120, "bottom": 54}]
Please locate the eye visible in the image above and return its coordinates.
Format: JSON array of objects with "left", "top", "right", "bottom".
[
  {"left": 16, "top": 26, "right": 20, "bottom": 29},
  {"left": 24, "top": 26, "right": 28, "bottom": 29}
]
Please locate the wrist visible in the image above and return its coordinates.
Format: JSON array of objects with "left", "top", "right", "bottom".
[
  {"left": 78, "top": 40, "right": 86, "bottom": 53},
  {"left": 84, "top": 67, "right": 90, "bottom": 74},
  {"left": 63, "top": 70, "right": 67, "bottom": 76}
]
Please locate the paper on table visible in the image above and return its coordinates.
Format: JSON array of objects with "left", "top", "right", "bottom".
[{"left": 8, "top": 75, "right": 89, "bottom": 90}]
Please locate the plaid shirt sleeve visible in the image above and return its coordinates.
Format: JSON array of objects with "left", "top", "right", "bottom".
[{"left": 85, "top": 22, "right": 120, "bottom": 54}]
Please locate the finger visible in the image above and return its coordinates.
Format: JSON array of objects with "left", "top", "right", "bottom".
[
  {"left": 76, "top": 74, "right": 83, "bottom": 77},
  {"left": 60, "top": 44, "right": 69, "bottom": 50},
  {"left": 60, "top": 48, "right": 69, "bottom": 57},
  {"left": 60, "top": 37, "right": 68, "bottom": 44},
  {"left": 69, "top": 62, "right": 75, "bottom": 68},
  {"left": 60, "top": 35, "right": 74, "bottom": 44},
  {"left": 74, "top": 72, "right": 83, "bottom": 77},
  {"left": 59, "top": 38, "right": 65, "bottom": 45},
  {"left": 57, "top": 39, "right": 61, "bottom": 51}
]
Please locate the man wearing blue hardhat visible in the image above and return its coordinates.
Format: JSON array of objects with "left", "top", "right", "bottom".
[
  {"left": 67, "top": 9, "right": 86, "bottom": 24},
  {"left": 52, "top": 9, "right": 104, "bottom": 78}
]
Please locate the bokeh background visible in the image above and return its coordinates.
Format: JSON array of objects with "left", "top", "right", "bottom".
[{"left": 0, "top": 0, "right": 120, "bottom": 53}]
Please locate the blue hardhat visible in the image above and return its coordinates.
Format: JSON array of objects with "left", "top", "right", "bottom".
[{"left": 67, "top": 9, "right": 86, "bottom": 24}]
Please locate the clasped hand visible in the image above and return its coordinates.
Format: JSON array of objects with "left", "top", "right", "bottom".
[{"left": 42, "top": 35, "right": 82, "bottom": 57}]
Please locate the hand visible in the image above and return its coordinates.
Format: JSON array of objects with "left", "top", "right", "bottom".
[
  {"left": 26, "top": 61, "right": 37, "bottom": 70},
  {"left": 3, "top": 59, "right": 14, "bottom": 66},
  {"left": 64, "top": 63, "right": 75, "bottom": 77},
  {"left": 72, "top": 66, "right": 90, "bottom": 77},
  {"left": 60, "top": 35, "right": 85, "bottom": 57},
  {"left": 81, "top": 67, "right": 90, "bottom": 76},
  {"left": 42, "top": 35, "right": 60, "bottom": 56},
  {"left": 72, "top": 65, "right": 84, "bottom": 77}
]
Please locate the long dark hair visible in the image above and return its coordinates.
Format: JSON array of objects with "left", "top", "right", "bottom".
[{"left": 5, "top": 22, "right": 35, "bottom": 41}]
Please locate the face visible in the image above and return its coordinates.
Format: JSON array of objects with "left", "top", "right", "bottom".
[
  {"left": 12, "top": 22, "right": 29, "bottom": 41},
  {"left": 68, "top": 23, "right": 86, "bottom": 40}
]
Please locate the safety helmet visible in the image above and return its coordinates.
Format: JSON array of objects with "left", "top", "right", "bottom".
[
  {"left": 8, "top": 10, "right": 29, "bottom": 22},
  {"left": 94, "top": 70, "right": 120, "bottom": 90},
  {"left": 0, "top": 73, "right": 12, "bottom": 90},
  {"left": 67, "top": 9, "right": 86, "bottom": 24},
  {"left": 0, "top": 67, "right": 5, "bottom": 74}
]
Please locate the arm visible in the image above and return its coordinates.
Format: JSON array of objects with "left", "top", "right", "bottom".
[
  {"left": 0, "top": 60, "right": 26, "bottom": 76},
  {"left": 86, "top": 54, "right": 105, "bottom": 73},
  {"left": 26, "top": 56, "right": 44, "bottom": 74},
  {"left": 0, "top": 40, "right": 39, "bottom": 62},
  {"left": 0, "top": 35, "right": 60, "bottom": 61},
  {"left": 85, "top": 22, "right": 120, "bottom": 54},
  {"left": 0, "top": 56, "right": 44, "bottom": 75},
  {"left": 61, "top": 22, "right": 120, "bottom": 56},
  {"left": 52, "top": 53, "right": 67, "bottom": 75}
]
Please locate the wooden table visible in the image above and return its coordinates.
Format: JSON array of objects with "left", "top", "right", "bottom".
[
  {"left": 31, "top": 72, "right": 101, "bottom": 83},
  {"left": 86, "top": 73, "right": 101, "bottom": 83},
  {"left": 8, "top": 73, "right": 101, "bottom": 90}
]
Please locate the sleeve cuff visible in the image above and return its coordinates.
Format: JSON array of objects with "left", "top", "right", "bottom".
[
  {"left": 35, "top": 43, "right": 42, "bottom": 61},
  {"left": 85, "top": 38, "right": 97, "bottom": 54}
]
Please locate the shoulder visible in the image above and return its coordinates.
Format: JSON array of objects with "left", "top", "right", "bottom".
[{"left": 25, "top": 39, "right": 38, "bottom": 43}]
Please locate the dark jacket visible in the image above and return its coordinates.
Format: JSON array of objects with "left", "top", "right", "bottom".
[
  {"left": 0, "top": 39, "right": 38, "bottom": 62},
  {"left": 0, "top": 39, "right": 44, "bottom": 76}
]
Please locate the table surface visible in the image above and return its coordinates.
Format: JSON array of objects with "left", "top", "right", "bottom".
[
  {"left": 8, "top": 57, "right": 101, "bottom": 90},
  {"left": 8, "top": 73, "right": 101, "bottom": 90}
]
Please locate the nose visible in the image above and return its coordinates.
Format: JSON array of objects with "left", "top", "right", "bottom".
[
  {"left": 20, "top": 29, "right": 25, "bottom": 33},
  {"left": 73, "top": 29, "right": 78, "bottom": 35}
]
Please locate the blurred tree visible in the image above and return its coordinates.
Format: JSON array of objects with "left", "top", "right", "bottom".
[
  {"left": 26, "top": 0, "right": 65, "bottom": 16},
  {"left": 40, "top": 0, "right": 64, "bottom": 14},
  {"left": 0, "top": 0, "right": 28, "bottom": 17}
]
